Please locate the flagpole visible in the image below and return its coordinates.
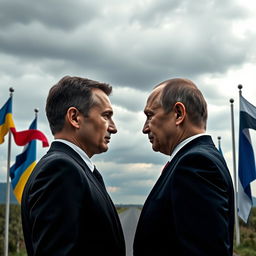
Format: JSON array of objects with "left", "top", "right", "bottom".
[
  {"left": 230, "top": 97, "right": 240, "bottom": 246},
  {"left": 4, "top": 87, "right": 14, "bottom": 256},
  {"left": 34, "top": 108, "right": 39, "bottom": 118},
  {"left": 217, "top": 136, "right": 221, "bottom": 150}
]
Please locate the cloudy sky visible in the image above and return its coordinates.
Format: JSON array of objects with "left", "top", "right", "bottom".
[{"left": 1, "top": 0, "right": 256, "bottom": 204}]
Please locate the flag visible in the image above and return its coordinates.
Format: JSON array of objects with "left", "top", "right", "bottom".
[
  {"left": 218, "top": 139, "right": 223, "bottom": 156},
  {"left": 11, "top": 126, "right": 49, "bottom": 147},
  {"left": 0, "top": 97, "right": 49, "bottom": 147},
  {"left": 238, "top": 95, "right": 256, "bottom": 222},
  {"left": 10, "top": 117, "right": 38, "bottom": 203},
  {"left": 0, "top": 97, "right": 15, "bottom": 144},
  {"left": 218, "top": 146, "right": 223, "bottom": 156}
]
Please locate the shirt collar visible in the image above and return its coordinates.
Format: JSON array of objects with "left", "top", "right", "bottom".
[
  {"left": 54, "top": 139, "right": 94, "bottom": 172},
  {"left": 169, "top": 133, "right": 206, "bottom": 163}
]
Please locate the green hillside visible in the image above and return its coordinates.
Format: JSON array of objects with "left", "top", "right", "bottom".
[{"left": 0, "top": 183, "right": 18, "bottom": 204}]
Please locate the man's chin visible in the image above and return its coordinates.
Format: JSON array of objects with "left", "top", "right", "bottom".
[
  {"left": 152, "top": 145, "right": 159, "bottom": 152},
  {"left": 93, "top": 146, "right": 108, "bottom": 155},
  {"left": 101, "top": 145, "right": 109, "bottom": 153}
]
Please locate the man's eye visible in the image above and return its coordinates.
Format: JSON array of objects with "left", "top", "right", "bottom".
[
  {"left": 103, "top": 113, "right": 111, "bottom": 119},
  {"left": 146, "top": 113, "right": 153, "bottom": 119}
]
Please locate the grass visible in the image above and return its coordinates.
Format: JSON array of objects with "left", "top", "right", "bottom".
[{"left": 116, "top": 207, "right": 128, "bottom": 214}]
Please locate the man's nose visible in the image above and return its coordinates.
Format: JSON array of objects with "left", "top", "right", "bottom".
[
  {"left": 109, "top": 120, "right": 117, "bottom": 134},
  {"left": 142, "top": 121, "right": 149, "bottom": 134}
]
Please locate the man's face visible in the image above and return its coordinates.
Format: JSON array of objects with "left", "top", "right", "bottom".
[
  {"left": 77, "top": 88, "right": 117, "bottom": 157},
  {"left": 142, "top": 85, "right": 178, "bottom": 155}
]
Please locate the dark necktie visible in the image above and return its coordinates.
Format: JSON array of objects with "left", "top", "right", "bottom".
[{"left": 93, "top": 167, "right": 106, "bottom": 190}]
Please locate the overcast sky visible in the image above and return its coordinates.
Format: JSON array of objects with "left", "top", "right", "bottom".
[{"left": 1, "top": 0, "right": 256, "bottom": 204}]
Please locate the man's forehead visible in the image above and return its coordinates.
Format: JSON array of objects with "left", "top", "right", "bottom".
[
  {"left": 146, "top": 85, "right": 164, "bottom": 108},
  {"left": 91, "top": 89, "right": 113, "bottom": 112},
  {"left": 92, "top": 89, "right": 110, "bottom": 103}
]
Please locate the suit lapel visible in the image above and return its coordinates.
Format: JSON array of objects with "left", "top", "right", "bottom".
[
  {"left": 143, "top": 135, "right": 215, "bottom": 205},
  {"left": 49, "top": 142, "right": 111, "bottom": 201},
  {"left": 49, "top": 142, "right": 124, "bottom": 244}
]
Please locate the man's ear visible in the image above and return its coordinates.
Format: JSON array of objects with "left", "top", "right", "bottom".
[
  {"left": 66, "top": 107, "right": 80, "bottom": 129},
  {"left": 173, "top": 102, "right": 186, "bottom": 125}
]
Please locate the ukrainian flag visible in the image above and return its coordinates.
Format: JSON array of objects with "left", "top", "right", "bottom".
[
  {"left": 10, "top": 117, "right": 37, "bottom": 203},
  {"left": 0, "top": 96, "right": 49, "bottom": 147},
  {"left": 0, "top": 97, "right": 15, "bottom": 144}
]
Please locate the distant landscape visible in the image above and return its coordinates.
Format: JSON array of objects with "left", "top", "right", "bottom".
[
  {"left": 0, "top": 183, "right": 143, "bottom": 207},
  {"left": 2, "top": 182, "right": 256, "bottom": 206},
  {"left": 0, "top": 183, "right": 18, "bottom": 204}
]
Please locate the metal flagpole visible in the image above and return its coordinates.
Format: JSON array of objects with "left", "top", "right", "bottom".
[
  {"left": 4, "top": 87, "right": 14, "bottom": 256},
  {"left": 34, "top": 108, "right": 39, "bottom": 119},
  {"left": 230, "top": 97, "right": 240, "bottom": 246},
  {"left": 217, "top": 136, "right": 221, "bottom": 150}
]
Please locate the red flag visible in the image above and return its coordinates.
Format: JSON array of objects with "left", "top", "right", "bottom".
[{"left": 10, "top": 127, "right": 49, "bottom": 147}]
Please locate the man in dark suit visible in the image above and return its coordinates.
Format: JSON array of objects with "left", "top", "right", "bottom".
[
  {"left": 133, "top": 78, "right": 234, "bottom": 255},
  {"left": 21, "top": 76, "right": 125, "bottom": 256}
]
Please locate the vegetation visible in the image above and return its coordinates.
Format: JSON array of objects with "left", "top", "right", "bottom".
[
  {"left": 116, "top": 207, "right": 128, "bottom": 214},
  {"left": 0, "top": 205, "right": 26, "bottom": 256},
  {"left": 234, "top": 208, "right": 256, "bottom": 256},
  {"left": 1, "top": 205, "right": 256, "bottom": 255}
]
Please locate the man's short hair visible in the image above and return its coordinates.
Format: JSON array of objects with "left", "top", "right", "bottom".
[
  {"left": 156, "top": 78, "right": 208, "bottom": 128},
  {"left": 46, "top": 76, "right": 112, "bottom": 135}
]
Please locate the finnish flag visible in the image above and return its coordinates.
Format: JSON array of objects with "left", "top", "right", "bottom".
[{"left": 238, "top": 95, "right": 256, "bottom": 222}]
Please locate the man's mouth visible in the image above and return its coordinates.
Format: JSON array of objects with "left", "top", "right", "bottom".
[{"left": 105, "top": 136, "right": 111, "bottom": 143}]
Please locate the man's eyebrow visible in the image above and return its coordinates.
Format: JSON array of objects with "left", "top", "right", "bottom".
[
  {"left": 145, "top": 104, "right": 159, "bottom": 113},
  {"left": 103, "top": 110, "right": 113, "bottom": 115},
  {"left": 144, "top": 109, "right": 153, "bottom": 115}
]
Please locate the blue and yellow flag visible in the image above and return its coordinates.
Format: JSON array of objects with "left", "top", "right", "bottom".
[
  {"left": 10, "top": 117, "right": 37, "bottom": 203},
  {"left": 218, "top": 142, "right": 223, "bottom": 156},
  {"left": 0, "top": 97, "right": 15, "bottom": 144},
  {"left": 0, "top": 96, "right": 49, "bottom": 147}
]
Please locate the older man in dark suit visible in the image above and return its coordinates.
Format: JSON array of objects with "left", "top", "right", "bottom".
[
  {"left": 134, "top": 78, "right": 234, "bottom": 256},
  {"left": 21, "top": 76, "right": 125, "bottom": 256}
]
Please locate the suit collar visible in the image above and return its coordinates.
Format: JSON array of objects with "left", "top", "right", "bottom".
[
  {"left": 48, "top": 141, "right": 87, "bottom": 169},
  {"left": 173, "top": 135, "right": 214, "bottom": 158},
  {"left": 162, "top": 135, "right": 214, "bottom": 174},
  {"left": 169, "top": 133, "right": 206, "bottom": 163},
  {"left": 49, "top": 141, "right": 110, "bottom": 197},
  {"left": 54, "top": 139, "right": 94, "bottom": 172}
]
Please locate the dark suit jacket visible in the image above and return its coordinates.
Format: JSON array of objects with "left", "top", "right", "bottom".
[
  {"left": 133, "top": 135, "right": 234, "bottom": 256},
  {"left": 21, "top": 141, "right": 125, "bottom": 256}
]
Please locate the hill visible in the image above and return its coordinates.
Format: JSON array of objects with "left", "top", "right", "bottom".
[
  {"left": 253, "top": 197, "right": 256, "bottom": 207},
  {"left": 1, "top": 182, "right": 256, "bottom": 207},
  {"left": 0, "top": 183, "right": 18, "bottom": 204}
]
